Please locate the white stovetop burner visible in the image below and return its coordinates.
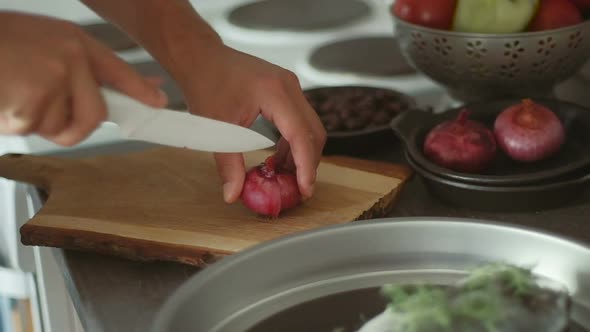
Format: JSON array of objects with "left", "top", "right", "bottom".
[{"left": 208, "top": 0, "right": 447, "bottom": 109}]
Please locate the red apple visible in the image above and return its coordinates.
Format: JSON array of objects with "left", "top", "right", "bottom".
[
  {"left": 570, "top": 0, "right": 590, "bottom": 10},
  {"left": 528, "top": 0, "right": 583, "bottom": 31},
  {"left": 391, "top": 0, "right": 457, "bottom": 30}
]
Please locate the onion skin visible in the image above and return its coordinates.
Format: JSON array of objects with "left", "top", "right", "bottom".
[
  {"left": 423, "top": 110, "right": 497, "bottom": 173},
  {"left": 494, "top": 99, "right": 565, "bottom": 162},
  {"left": 241, "top": 156, "right": 302, "bottom": 217}
]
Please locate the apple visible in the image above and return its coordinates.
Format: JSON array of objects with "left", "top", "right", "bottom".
[
  {"left": 528, "top": 0, "right": 583, "bottom": 31},
  {"left": 391, "top": 0, "right": 457, "bottom": 30},
  {"left": 570, "top": 0, "right": 590, "bottom": 10},
  {"left": 452, "top": 0, "right": 539, "bottom": 33}
]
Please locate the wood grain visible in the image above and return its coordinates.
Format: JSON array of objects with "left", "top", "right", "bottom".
[{"left": 0, "top": 147, "right": 412, "bottom": 266}]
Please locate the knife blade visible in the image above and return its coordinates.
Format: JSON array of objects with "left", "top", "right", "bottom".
[{"left": 101, "top": 88, "right": 275, "bottom": 153}]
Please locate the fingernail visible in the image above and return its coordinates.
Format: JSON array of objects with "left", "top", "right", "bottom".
[
  {"left": 223, "top": 182, "right": 233, "bottom": 203},
  {"left": 8, "top": 117, "right": 28, "bottom": 132},
  {"left": 302, "top": 184, "right": 314, "bottom": 201}
]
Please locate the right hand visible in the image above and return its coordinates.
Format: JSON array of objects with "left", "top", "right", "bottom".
[{"left": 0, "top": 12, "right": 168, "bottom": 146}]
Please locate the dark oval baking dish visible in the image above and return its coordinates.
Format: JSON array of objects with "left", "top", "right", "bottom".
[
  {"left": 405, "top": 150, "right": 590, "bottom": 212},
  {"left": 391, "top": 98, "right": 590, "bottom": 186}
]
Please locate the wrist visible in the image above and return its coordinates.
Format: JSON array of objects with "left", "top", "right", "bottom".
[
  {"left": 143, "top": 14, "right": 225, "bottom": 95},
  {"left": 83, "top": 0, "right": 225, "bottom": 92}
]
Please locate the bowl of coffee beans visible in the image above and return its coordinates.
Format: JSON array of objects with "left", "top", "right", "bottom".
[{"left": 303, "top": 86, "right": 417, "bottom": 155}]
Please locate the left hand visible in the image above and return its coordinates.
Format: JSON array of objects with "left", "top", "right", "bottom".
[{"left": 182, "top": 44, "right": 326, "bottom": 203}]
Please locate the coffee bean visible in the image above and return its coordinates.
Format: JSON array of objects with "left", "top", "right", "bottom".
[
  {"left": 372, "top": 111, "right": 390, "bottom": 125},
  {"left": 344, "top": 117, "right": 363, "bottom": 130},
  {"left": 305, "top": 87, "right": 412, "bottom": 132},
  {"left": 358, "top": 109, "right": 372, "bottom": 123},
  {"left": 321, "top": 113, "right": 342, "bottom": 131}
]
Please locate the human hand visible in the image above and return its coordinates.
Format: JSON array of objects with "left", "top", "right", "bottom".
[
  {"left": 0, "top": 12, "right": 167, "bottom": 146},
  {"left": 182, "top": 45, "right": 326, "bottom": 202}
]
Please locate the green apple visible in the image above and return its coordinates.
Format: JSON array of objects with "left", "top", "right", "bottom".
[{"left": 453, "top": 0, "right": 540, "bottom": 33}]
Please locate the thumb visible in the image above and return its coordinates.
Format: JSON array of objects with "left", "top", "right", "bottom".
[
  {"left": 214, "top": 153, "right": 246, "bottom": 203},
  {"left": 81, "top": 34, "right": 168, "bottom": 108}
]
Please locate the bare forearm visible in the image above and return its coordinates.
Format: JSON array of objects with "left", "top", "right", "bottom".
[{"left": 81, "top": 0, "right": 222, "bottom": 88}]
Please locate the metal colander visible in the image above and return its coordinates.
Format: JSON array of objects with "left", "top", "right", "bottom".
[{"left": 392, "top": 17, "right": 590, "bottom": 102}]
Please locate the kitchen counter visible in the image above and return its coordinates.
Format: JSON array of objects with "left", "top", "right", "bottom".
[
  {"left": 3, "top": 1, "right": 589, "bottom": 331},
  {"left": 25, "top": 140, "right": 590, "bottom": 332}
]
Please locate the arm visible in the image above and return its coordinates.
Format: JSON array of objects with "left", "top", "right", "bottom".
[
  {"left": 82, "top": 0, "right": 326, "bottom": 203},
  {"left": 79, "top": 0, "right": 221, "bottom": 90}
]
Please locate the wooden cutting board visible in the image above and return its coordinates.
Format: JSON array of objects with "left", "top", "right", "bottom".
[{"left": 0, "top": 147, "right": 412, "bottom": 266}]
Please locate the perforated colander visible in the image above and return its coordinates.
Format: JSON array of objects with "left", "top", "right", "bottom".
[{"left": 392, "top": 17, "right": 590, "bottom": 102}]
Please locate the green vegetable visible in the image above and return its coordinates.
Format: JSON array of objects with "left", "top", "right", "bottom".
[
  {"left": 452, "top": 0, "right": 540, "bottom": 33},
  {"left": 380, "top": 263, "right": 540, "bottom": 331},
  {"left": 381, "top": 285, "right": 452, "bottom": 332},
  {"left": 463, "top": 262, "right": 536, "bottom": 295},
  {"left": 452, "top": 288, "right": 504, "bottom": 332}
]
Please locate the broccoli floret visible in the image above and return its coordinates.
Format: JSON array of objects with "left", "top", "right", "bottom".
[
  {"left": 381, "top": 285, "right": 452, "bottom": 332},
  {"left": 463, "top": 262, "right": 536, "bottom": 296},
  {"left": 379, "top": 263, "right": 543, "bottom": 332}
]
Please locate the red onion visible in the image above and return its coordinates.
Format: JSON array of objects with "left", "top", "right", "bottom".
[
  {"left": 423, "top": 109, "right": 497, "bottom": 173},
  {"left": 494, "top": 99, "right": 565, "bottom": 162},
  {"left": 241, "top": 155, "right": 302, "bottom": 217}
]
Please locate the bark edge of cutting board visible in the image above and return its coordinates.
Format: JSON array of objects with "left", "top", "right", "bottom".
[{"left": 0, "top": 147, "right": 413, "bottom": 266}]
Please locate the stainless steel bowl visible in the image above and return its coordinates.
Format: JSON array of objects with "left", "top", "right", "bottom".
[
  {"left": 391, "top": 16, "right": 590, "bottom": 102},
  {"left": 151, "top": 218, "right": 590, "bottom": 332}
]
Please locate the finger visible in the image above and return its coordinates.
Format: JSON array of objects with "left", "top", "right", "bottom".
[
  {"left": 274, "top": 138, "right": 296, "bottom": 172},
  {"left": 279, "top": 84, "right": 327, "bottom": 198},
  {"left": 260, "top": 91, "right": 317, "bottom": 199},
  {"left": 0, "top": 98, "right": 43, "bottom": 136},
  {"left": 81, "top": 34, "right": 168, "bottom": 108},
  {"left": 288, "top": 88, "right": 327, "bottom": 162},
  {"left": 145, "top": 76, "right": 166, "bottom": 88},
  {"left": 0, "top": 113, "right": 31, "bottom": 135},
  {"left": 273, "top": 138, "right": 290, "bottom": 166},
  {"left": 50, "top": 55, "right": 105, "bottom": 146},
  {"left": 214, "top": 152, "right": 246, "bottom": 204},
  {"left": 0, "top": 113, "right": 10, "bottom": 134},
  {"left": 36, "top": 93, "right": 71, "bottom": 138}
]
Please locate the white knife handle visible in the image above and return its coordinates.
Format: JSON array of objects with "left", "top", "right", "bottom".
[{"left": 101, "top": 88, "right": 158, "bottom": 135}]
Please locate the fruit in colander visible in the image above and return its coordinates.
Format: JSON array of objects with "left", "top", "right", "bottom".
[
  {"left": 391, "top": 0, "right": 457, "bottom": 30},
  {"left": 570, "top": 0, "right": 590, "bottom": 10},
  {"left": 452, "top": 0, "right": 540, "bottom": 33},
  {"left": 528, "top": 0, "right": 583, "bottom": 31}
]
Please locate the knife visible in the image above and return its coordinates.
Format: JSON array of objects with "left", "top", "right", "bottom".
[{"left": 101, "top": 88, "right": 275, "bottom": 153}]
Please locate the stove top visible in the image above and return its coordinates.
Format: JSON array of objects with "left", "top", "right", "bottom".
[
  {"left": 227, "top": 0, "right": 371, "bottom": 32},
  {"left": 308, "top": 35, "right": 416, "bottom": 78}
]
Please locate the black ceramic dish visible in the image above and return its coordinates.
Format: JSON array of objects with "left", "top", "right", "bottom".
[
  {"left": 300, "top": 86, "right": 418, "bottom": 156},
  {"left": 405, "top": 150, "right": 590, "bottom": 212},
  {"left": 391, "top": 98, "right": 590, "bottom": 186}
]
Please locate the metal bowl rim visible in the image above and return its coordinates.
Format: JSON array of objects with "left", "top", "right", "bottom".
[{"left": 151, "top": 217, "right": 590, "bottom": 332}]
